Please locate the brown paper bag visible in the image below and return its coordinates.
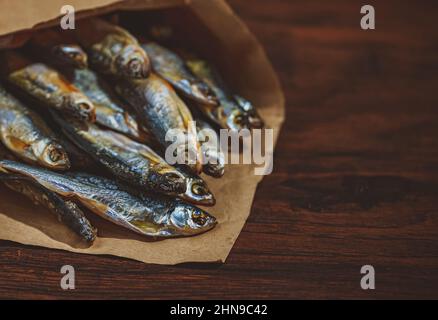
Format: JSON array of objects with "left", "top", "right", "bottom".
[{"left": 0, "top": 0, "right": 285, "bottom": 264}]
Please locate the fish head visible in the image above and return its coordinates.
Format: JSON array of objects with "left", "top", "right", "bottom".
[
  {"left": 178, "top": 78, "right": 218, "bottom": 106},
  {"left": 64, "top": 93, "right": 96, "bottom": 122},
  {"left": 203, "top": 163, "right": 225, "bottom": 179},
  {"left": 202, "top": 149, "right": 225, "bottom": 179},
  {"left": 247, "top": 114, "right": 264, "bottom": 129},
  {"left": 52, "top": 44, "right": 88, "bottom": 69},
  {"left": 191, "top": 81, "right": 219, "bottom": 106},
  {"left": 169, "top": 202, "right": 217, "bottom": 235},
  {"left": 184, "top": 59, "right": 218, "bottom": 105},
  {"left": 234, "top": 95, "right": 264, "bottom": 129},
  {"left": 225, "top": 107, "right": 248, "bottom": 131},
  {"left": 115, "top": 45, "right": 150, "bottom": 79},
  {"left": 180, "top": 175, "right": 216, "bottom": 206},
  {"left": 31, "top": 139, "right": 70, "bottom": 170}
]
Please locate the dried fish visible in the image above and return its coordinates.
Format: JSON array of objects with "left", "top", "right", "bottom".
[
  {"left": 233, "top": 94, "right": 264, "bottom": 130},
  {"left": 1, "top": 51, "right": 95, "bottom": 122},
  {"left": 176, "top": 165, "right": 216, "bottom": 206},
  {"left": 74, "top": 18, "right": 150, "bottom": 78},
  {"left": 0, "top": 160, "right": 217, "bottom": 237},
  {"left": 51, "top": 112, "right": 187, "bottom": 196},
  {"left": 0, "top": 173, "right": 96, "bottom": 242},
  {"left": 0, "top": 85, "right": 70, "bottom": 170},
  {"left": 187, "top": 58, "right": 264, "bottom": 130},
  {"left": 142, "top": 42, "right": 218, "bottom": 106}
]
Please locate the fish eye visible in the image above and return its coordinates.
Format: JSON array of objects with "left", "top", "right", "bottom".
[
  {"left": 233, "top": 114, "right": 244, "bottom": 125},
  {"left": 191, "top": 210, "right": 207, "bottom": 226},
  {"left": 128, "top": 58, "right": 142, "bottom": 72},
  {"left": 48, "top": 148, "right": 63, "bottom": 162},
  {"left": 192, "top": 183, "right": 208, "bottom": 196}
]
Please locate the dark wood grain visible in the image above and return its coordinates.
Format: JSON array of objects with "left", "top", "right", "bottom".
[{"left": 1, "top": 0, "right": 438, "bottom": 299}]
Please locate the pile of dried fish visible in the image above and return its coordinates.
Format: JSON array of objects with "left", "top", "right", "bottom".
[{"left": 0, "top": 17, "right": 264, "bottom": 243}]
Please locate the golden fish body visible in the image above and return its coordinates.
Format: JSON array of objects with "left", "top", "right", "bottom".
[
  {"left": 7, "top": 61, "right": 95, "bottom": 122},
  {"left": 0, "top": 86, "right": 70, "bottom": 170}
]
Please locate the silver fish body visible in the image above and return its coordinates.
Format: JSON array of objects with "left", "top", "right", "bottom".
[
  {"left": 0, "top": 85, "right": 70, "bottom": 170},
  {"left": 0, "top": 160, "right": 217, "bottom": 237},
  {"left": 115, "top": 73, "right": 203, "bottom": 173},
  {"left": 51, "top": 113, "right": 187, "bottom": 196}
]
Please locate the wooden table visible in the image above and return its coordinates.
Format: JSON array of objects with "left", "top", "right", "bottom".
[{"left": 1, "top": 0, "right": 437, "bottom": 299}]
